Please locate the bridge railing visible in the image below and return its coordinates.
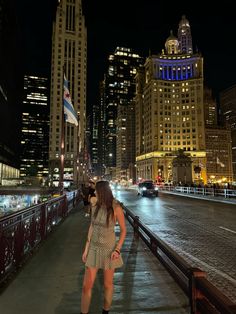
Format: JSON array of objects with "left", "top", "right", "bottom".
[
  {"left": 160, "top": 185, "right": 236, "bottom": 199},
  {"left": 121, "top": 203, "right": 236, "bottom": 314},
  {"left": 0, "top": 190, "right": 80, "bottom": 286}
]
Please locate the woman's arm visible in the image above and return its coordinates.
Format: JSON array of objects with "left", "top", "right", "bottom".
[
  {"left": 89, "top": 196, "right": 97, "bottom": 208},
  {"left": 87, "top": 223, "right": 93, "bottom": 242},
  {"left": 114, "top": 203, "right": 126, "bottom": 252},
  {"left": 82, "top": 223, "right": 93, "bottom": 263}
]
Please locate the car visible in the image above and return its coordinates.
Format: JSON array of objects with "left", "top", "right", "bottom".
[{"left": 138, "top": 180, "right": 159, "bottom": 197}]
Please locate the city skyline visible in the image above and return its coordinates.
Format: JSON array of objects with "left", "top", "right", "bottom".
[
  {"left": 1, "top": 2, "right": 236, "bottom": 307},
  {"left": 16, "top": 0, "right": 236, "bottom": 108}
]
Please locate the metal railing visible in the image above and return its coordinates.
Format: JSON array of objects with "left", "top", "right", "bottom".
[
  {"left": 0, "top": 190, "right": 80, "bottom": 286},
  {"left": 121, "top": 203, "right": 236, "bottom": 314},
  {"left": 159, "top": 185, "right": 236, "bottom": 199}
]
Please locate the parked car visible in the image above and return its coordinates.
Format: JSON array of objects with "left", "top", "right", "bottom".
[{"left": 138, "top": 180, "right": 159, "bottom": 197}]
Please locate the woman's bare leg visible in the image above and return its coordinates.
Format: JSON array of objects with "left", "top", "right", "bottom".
[
  {"left": 103, "top": 269, "right": 115, "bottom": 311},
  {"left": 81, "top": 267, "right": 98, "bottom": 313}
]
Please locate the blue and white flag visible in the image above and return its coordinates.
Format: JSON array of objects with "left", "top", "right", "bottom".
[{"left": 63, "top": 75, "right": 78, "bottom": 126}]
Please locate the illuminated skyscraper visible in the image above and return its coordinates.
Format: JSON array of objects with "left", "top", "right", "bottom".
[
  {"left": 20, "top": 76, "right": 49, "bottom": 180},
  {"left": 205, "top": 126, "right": 233, "bottom": 184},
  {"left": 90, "top": 79, "right": 106, "bottom": 178},
  {"left": 135, "top": 16, "right": 207, "bottom": 184},
  {"left": 204, "top": 87, "right": 217, "bottom": 126},
  {"left": 49, "top": 0, "right": 87, "bottom": 186},
  {"left": 203, "top": 87, "right": 233, "bottom": 183},
  {"left": 97, "top": 79, "right": 106, "bottom": 177},
  {"left": 104, "top": 47, "right": 144, "bottom": 181},
  {"left": 220, "top": 84, "right": 236, "bottom": 182}
]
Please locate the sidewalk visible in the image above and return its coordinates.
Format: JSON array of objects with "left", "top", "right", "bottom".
[{"left": 0, "top": 203, "right": 190, "bottom": 314}]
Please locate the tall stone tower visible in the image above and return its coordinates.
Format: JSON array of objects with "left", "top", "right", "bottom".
[
  {"left": 49, "top": 0, "right": 87, "bottom": 186},
  {"left": 135, "top": 16, "right": 206, "bottom": 184}
]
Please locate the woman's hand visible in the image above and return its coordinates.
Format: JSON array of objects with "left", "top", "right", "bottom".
[
  {"left": 82, "top": 242, "right": 89, "bottom": 263},
  {"left": 82, "top": 249, "right": 88, "bottom": 263},
  {"left": 111, "top": 250, "right": 120, "bottom": 260}
]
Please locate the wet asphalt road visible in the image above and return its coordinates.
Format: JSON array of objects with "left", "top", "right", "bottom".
[{"left": 113, "top": 188, "right": 236, "bottom": 303}]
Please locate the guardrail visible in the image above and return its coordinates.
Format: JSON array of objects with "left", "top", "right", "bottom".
[
  {"left": 0, "top": 190, "right": 80, "bottom": 286},
  {"left": 121, "top": 203, "right": 236, "bottom": 314},
  {"left": 159, "top": 186, "right": 236, "bottom": 199}
]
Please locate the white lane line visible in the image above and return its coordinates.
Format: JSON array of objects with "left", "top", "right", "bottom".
[
  {"left": 166, "top": 206, "right": 176, "bottom": 211},
  {"left": 179, "top": 250, "right": 236, "bottom": 285},
  {"left": 219, "top": 226, "right": 236, "bottom": 234}
]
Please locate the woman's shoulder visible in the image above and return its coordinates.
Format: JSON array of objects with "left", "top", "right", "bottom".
[
  {"left": 90, "top": 196, "right": 97, "bottom": 207},
  {"left": 112, "top": 199, "right": 122, "bottom": 211}
]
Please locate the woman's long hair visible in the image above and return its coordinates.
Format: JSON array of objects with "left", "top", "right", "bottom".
[{"left": 94, "top": 181, "right": 114, "bottom": 226}]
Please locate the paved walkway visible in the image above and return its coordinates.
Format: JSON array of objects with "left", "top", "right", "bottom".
[{"left": 0, "top": 203, "right": 190, "bottom": 314}]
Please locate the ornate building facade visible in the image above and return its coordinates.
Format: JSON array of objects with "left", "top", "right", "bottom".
[
  {"left": 135, "top": 16, "right": 207, "bottom": 184},
  {"left": 49, "top": 0, "right": 87, "bottom": 186}
]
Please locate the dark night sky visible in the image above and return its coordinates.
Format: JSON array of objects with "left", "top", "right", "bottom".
[{"left": 17, "top": 0, "right": 236, "bottom": 106}]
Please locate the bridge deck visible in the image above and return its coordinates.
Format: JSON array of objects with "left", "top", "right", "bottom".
[{"left": 0, "top": 203, "right": 190, "bottom": 314}]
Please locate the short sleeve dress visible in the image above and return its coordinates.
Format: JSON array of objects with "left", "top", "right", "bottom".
[{"left": 85, "top": 205, "right": 123, "bottom": 270}]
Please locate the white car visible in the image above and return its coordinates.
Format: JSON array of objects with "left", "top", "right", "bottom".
[{"left": 138, "top": 181, "right": 159, "bottom": 197}]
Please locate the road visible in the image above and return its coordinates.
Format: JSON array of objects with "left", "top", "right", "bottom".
[{"left": 113, "top": 187, "right": 236, "bottom": 303}]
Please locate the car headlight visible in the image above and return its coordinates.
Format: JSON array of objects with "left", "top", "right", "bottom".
[
  {"left": 154, "top": 187, "right": 158, "bottom": 191},
  {"left": 142, "top": 187, "right": 147, "bottom": 191}
]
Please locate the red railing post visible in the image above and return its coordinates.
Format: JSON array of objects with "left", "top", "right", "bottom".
[
  {"left": 40, "top": 203, "right": 47, "bottom": 240},
  {"left": 150, "top": 238, "right": 158, "bottom": 253},
  {"left": 29, "top": 215, "right": 36, "bottom": 249},
  {"left": 0, "top": 230, "right": 5, "bottom": 275},
  {"left": 13, "top": 221, "right": 25, "bottom": 267},
  {"left": 133, "top": 215, "right": 140, "bottom": 238},
  {"left": 73, "top": 191, "right": 76, "bottom": 207},
  {"left": 62, "top": 194, "right": 68, "bottom": 217},
  {"left": 189, "top": 267, "right": 206, "bottom": 314}
]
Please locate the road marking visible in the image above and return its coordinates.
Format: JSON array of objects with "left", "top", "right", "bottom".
[
  {"left": 178, "top": 250, "right": 236, "bottom": 286},
  {"left": 219, "top": 226, "right": 236, "bottom": 234},
  {"left": 166, "top": 206, "right": 176, "bottom": 211}
]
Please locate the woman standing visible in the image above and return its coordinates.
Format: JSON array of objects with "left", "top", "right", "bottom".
[{"left": 80, "top": 181, "right": 126, "bottom": 314}]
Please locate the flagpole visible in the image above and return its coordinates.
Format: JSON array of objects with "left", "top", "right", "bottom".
[
  {"left": 59, "top": 67, "right": 78, "bottom": 192},
  {"left": 59, "top": 66, "right": 65, "bottom": 194},
  {"left": 77, "top": 112, "right": 79, "bottom": 187}
]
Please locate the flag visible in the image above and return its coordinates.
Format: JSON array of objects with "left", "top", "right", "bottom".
[
  {"left": 63, "top": 75, "right": 78, "bottom": 126},
  {"left": 216, "top": 157, "right": 225, "bottom": 167}
]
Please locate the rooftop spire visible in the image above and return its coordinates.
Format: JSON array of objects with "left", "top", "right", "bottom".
[{"left": 178, "top": 15, "right": 193, "bottom": 54}]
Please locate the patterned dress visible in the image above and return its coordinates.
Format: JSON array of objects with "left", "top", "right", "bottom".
[{"left": 85, "top": 205, "right": 123, "bottom": 270}]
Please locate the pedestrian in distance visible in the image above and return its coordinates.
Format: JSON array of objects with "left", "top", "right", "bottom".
[
  {"left": 81, "top": 182, "right": 90, "bottom": 217},
  {"left": 80, "top": 180, "right": 127, "bottom": 314},
  {"left": 86, "top": 180, "right": 96, "bottom": 218}
]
